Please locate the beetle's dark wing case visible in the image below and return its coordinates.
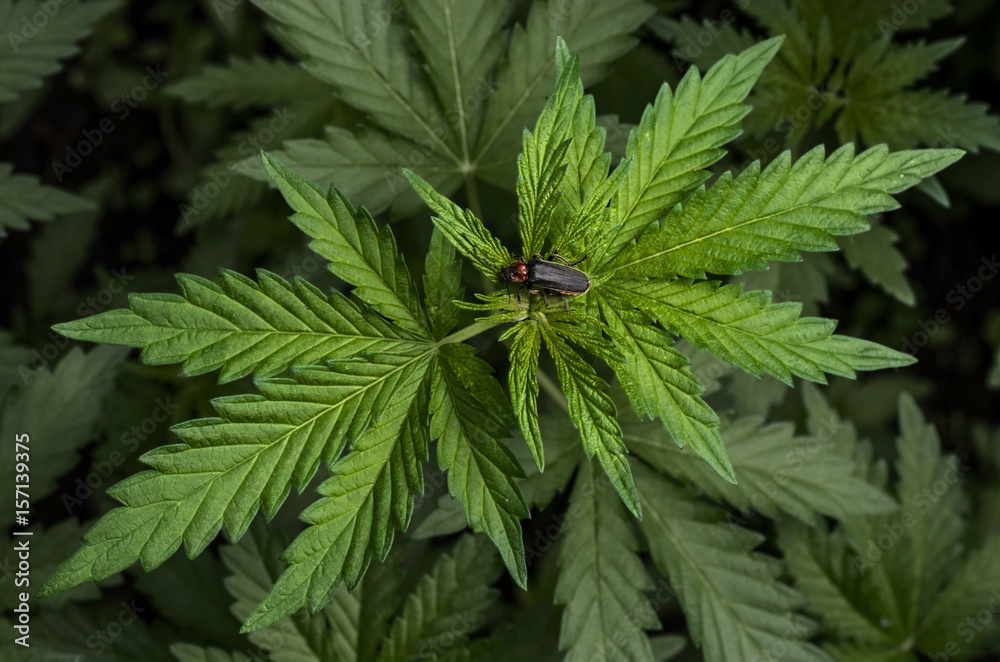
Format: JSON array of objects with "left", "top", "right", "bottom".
[{"left": 526, "top": 259, "right": 591, "bottom": 295}]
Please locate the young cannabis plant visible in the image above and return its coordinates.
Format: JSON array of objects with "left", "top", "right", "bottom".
[{"left": 39, "top": 37, "right": 961, "bottom": 641}]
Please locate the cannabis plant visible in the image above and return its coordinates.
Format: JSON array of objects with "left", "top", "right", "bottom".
[
  {"left": 31, "top": 24, "right": 975, "bottom": 658},
  {"left": 5, "top": 0, "right": 1000, "bottom": 660}
]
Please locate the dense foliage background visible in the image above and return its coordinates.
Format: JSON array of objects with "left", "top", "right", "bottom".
[{"left": 1, "top": 0, "right": 999, "bottom": 660}]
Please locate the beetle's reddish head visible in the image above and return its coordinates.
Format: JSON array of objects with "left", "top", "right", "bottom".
[{"left": 499, "top": 260, "right": 529, "bottom": 284}]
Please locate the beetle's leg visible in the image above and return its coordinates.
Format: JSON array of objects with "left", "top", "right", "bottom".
[
  {"left": 561, "top": 294, "right": 570, "bottom": 312},
  {"left": 547, "top": 253, "right": 587, "bottom": 268},
  {"left": 538, "top": 289, "right": 548, "bottom": 307},
  {"left": 514, "top": 286, "right": 522, "bottom": 303}
]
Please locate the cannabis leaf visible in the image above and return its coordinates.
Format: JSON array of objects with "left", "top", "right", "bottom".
[
  {"left": 39, "top": 154, "right": 530, "bottom": 633},
  {"left": 410, "top": 36, "right": 958, "bottom": 512},
  {"left": 188, "top": 0, "right": 653, "bottom": 232},
  {"left": 654, "top": 0, "right": 1000, "bottom": 154},
  {"left": 779, "top": 389, "right": 1000, "bottom": 660},
  {"left": 241, "top": 361, "right": 432, "bottom": 631}
]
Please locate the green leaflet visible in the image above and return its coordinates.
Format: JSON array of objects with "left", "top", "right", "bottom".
[
  {"left": 376, "top": 535, "right": 503, "bottom": 662},
  {"left": 54, "top": 269, "right": 426, "bottom": 383},
  {"left": 589, "top": 36, "right": 784, "bottom": 270},
  {"left": 598, "top": 299, "right": 733, "bottom": 483},
  {"left": 431, "top": 344, "right": 529, "bottom": 588},
  {"left": 606, "top": 144, "right": 963, "bottom": 280},
  {"left": 504, "top": 320, "right": 544, "bottom": 471},
  {"left": 608, "top": 278, "right": 915, "bottom": 385},
  {"left": 555, "top": 461, "right": 659, "bottom": 662},
  {"left": 403, "top": 0, "right": 510, "bottom": 162},
  {"left": 0, "top": 0, "right": 121, "bottom": 103},
  {"left": 242, "top": 361, "right": 432, "bottom": 631},
  {"left": 263, "top": 153, "right": 429, "bottom": 336},
  {"left": 627, "top": 415, "right": 898, "bottom": 523},
  {"left": 0, "top": 162, "right": 95, "bottom": 238},
  {"left": 165, "top": 55, "right": 332, "bottom": 109},
  {"left": 539, "top": 322, "right": 640, "bottom": 518},
  {"left": 404, "top": 169, "right": 510, "bottom": 279},
  {"left": 516, "top": 37, "right": 577, "bottom": 258}
]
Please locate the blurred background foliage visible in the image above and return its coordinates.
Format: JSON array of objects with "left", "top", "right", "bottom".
[{"left": 1, "top": 0, "right": 999, "bottom": 659}]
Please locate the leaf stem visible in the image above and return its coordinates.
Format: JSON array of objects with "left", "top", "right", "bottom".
[
  {"left": 464, "top": 168, "right": 483, "bottom": 221},
  {"left": 437, "top": 319, "right": 502, "bottom": 346}
]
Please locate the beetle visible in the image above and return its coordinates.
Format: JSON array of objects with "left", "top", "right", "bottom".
[{"left": 499, "top": 253, "right": 591, "bottom": 311}]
